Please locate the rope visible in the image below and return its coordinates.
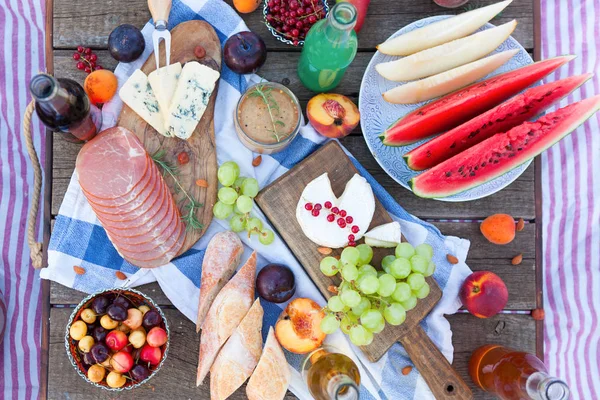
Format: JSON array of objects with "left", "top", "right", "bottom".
[{"left": 22, "top": 100, "right": 44, "bottom": 268}]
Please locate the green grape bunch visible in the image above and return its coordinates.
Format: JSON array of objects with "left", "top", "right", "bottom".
[
  {"left": 213, "top": 161, "right": 275, "bottom": 245},
  {"left": 319, "top": 242, "right": 437, "bottom": 346}
]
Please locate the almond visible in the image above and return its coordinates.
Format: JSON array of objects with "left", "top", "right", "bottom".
[
  {"left": 327, "top": 285, "right": 338, "bottom": 294},
  {"left": 195, "top": 179, "right": 209, "bottom": 188},
  {"left": 73, "top": 266, "right": 85, "bottom": 275},
  {"left": 511, "top": 254, "right": 523, "bottom": 265},
  {"left": 531, "top": 308, "right": 545, "bottom": 320},
  {"left": 516, "top": 218, "right": 525, "bottom": 231},
  {"left": 317, "top": 247, "right": 332, "bottom": 255},
  {"left": 252, "top": 155, "right": 262, "bottom": 167},
  {"left": 446, "top": 254, "right": 459, "bottom": 264},
  {"left": 115, "top": 271, "right": 127, "bottom": 280},
  {"left": 402, "top": 366, "right": 413, "bottom": 375}
]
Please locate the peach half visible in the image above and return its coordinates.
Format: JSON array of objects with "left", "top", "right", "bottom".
[
  {"left": 459, "top": 271, "right": 508, "bottom": 318},
  {"left": 274, "top": 298, "right": 326, "bottom": 354},
  {"left": 307, "top": 94, "right": 360, "bottom": 139}
]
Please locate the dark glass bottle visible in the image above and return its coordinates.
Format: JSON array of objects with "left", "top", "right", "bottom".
[{"left": 30, "top": 74, "right": 100, "bottom": 142}]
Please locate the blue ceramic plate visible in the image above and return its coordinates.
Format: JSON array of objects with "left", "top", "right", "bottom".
[{"left": 359, "top": 16, "right": 534, "bottom": 202}]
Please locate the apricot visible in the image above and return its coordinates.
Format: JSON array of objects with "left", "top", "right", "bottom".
[
  {"left": 480, "top": 214, "right": 515, "bottom": 245},
  {"left": 84, "top": 69, "right": 118, "bottom": 104},
  {"left": 307, "top": 93, "right": 360, "bottom": 139},
  {"left": 459, "top": 271, "right": 508, "bottom": 318},
  {"left": 274, "top": 298, "right": 326, "bottom": 354},
  {"left": 233, "top": 0, "right": 261, "bottom": 13}
]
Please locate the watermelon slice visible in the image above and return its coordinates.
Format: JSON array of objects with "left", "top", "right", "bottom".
[
  {"left": 379, "top": 55, "right": 575, "bottom": 146},
  {"left": 404, "top": 73, "right": 593, "bottom": 170},
  {"left": 409, "top": 94, "right": 600, "bottom": 198}
]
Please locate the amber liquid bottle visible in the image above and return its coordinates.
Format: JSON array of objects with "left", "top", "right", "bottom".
[
  {"left": 30, "top": 73, "right": 100, "bottom": 142},
  {"left": 470, "top": 345, "right": 570, "bottom": 400},
  {"left": 303, "top": 348, "right": 361, "bottom": 400}
]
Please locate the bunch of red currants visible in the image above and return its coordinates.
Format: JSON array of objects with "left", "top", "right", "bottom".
[{"left": 73, "top": 46, "right": 103, "bottom": 74}]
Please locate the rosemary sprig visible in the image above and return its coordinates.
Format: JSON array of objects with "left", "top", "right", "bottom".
[
  {"left": 152, "top": 150, "right": 204, "bottom": 232},
  {"left": 246, "top": 83, "right": 286, "bottom": 141}
]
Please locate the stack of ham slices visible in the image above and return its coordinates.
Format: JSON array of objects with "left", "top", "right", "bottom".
[
  {"left": 195, "top": 232, "right": 290, "bottom": 400},
  {"left": 76, "top": 127, "right": 186, "bottom": 268}
]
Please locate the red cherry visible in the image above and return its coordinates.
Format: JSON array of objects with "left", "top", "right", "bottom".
[
  {"left": 76, "top": 62, "right": 85, "bottom": 70},
  {"left": 304, "top": 203, "right": 313, "bottom": 211},
  {"left": 351, "top": 225, "right": 359, "bottom": 234},
  {"left": 345, "top": 216, "right": 353, "bottom": 224},
  {"left": 312, "top": 209, "right": 320, "bottom": 217},
  {"left": 348, "top": 234, "right": 355, "bottom": 241},
  {"left": 314, "top": 203, "right": 322, "bottom": 211},
  {"left": 84, "top": 47, "right": 92, "bottom": 55},
  {"left": 324, "top": 201, "right": 332, "bottom": 209},
  {"left": 348, "top": 241, "right": 357, "bottom": 247},
  {"left": 327, "top": 214, "right": 335, "bottom": 222},
  {"left": 339, "top": 210, "right": 347, "bottom": 217},
  {"left": 337, "top": 218, "right": 346, "bottom": 228},
  {"left": 331, "top": 207, "right": 339, "bottom": 214},
  {"left": 72, "top": 52, "right": 80, "bottom": 60}
]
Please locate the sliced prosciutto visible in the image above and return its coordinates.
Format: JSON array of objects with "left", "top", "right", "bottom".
[{"left": 76, "top": 127, "right": 185, "bottom": 269}]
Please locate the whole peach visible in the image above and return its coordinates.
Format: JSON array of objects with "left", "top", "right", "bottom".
[{"left": 460, "top": 271, "right": 508, "bottom": 318}]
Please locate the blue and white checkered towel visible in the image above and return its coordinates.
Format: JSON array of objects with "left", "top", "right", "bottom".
[{"left": 41, "top": 0, "right": 473, "bottom": 398}]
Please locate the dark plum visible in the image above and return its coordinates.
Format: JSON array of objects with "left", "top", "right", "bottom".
[
  {"left": 113, "top": 296, "right": 131, "bottom": 309},
  {"left": 92, "top": 326, "right": 107, "bottom": 342},
  {"left": 108, "top": 24, "right": 145, "bottom": 62},
  {"left": 107, "top": 304, "right": 127, "bottom": 321},
  {"left": 92, "top": 296, "right": 109, "bottom": 314},
  {"left": 142, "top": 310, "right": 161, "bottom": 330},
  {"left": 90, "top": 342, "right": 110, "bottom": 363},
  {"left": 224, "top": 32, "right": 267, "bottom": 74},
  {"left": 256, "top": 264, "right": 296, "bottom": 303},
  {"left": 130, "top": 364, "right": 150, "bottom": 382}
]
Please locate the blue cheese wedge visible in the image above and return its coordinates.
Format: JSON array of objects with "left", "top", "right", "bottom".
[
  {"left": 119, "top": 69, "right": 168, "bottom": 136},
  {"left": 166, "top": 61, "right": 220, "bottom": 140},
  {"left": 148, "top": 62, "right": 182, "bottom": 131}
]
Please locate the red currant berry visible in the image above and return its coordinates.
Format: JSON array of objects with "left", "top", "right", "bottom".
[
  {"left": 90, "top": 54, "right": 97, "bottom": 62},
  {"left": 293, "top": 40, "right": 299, "bottom": 46},
  {"left": 296, "top": 21, "right": 303, "bottom": 29},
  {"left": 314, "top": 203, "right": 322, "bottom": 211},
  {"left": 282, "top": 25, "right": 290, "bottom": 32},
  {"left": 345, "top": 216, "right": 353, "bottom": 224},
  {"left": 348, "top": 234, "right": 355, "bottom": 242},
  {"left": 289, "top": 10, "right": 297, "bottom": 18},
  {"left": 84, "top": 67, "right": 91, "bottom": 74},
  {"left": 351, "top": 225, "right": 359, "bottom": 234},
  {"left": 84, "top": 47, "right": 92, "bottom": 55},
  {"left": 339, "top": 210, "right": 347, "bottom": 217},
  {"left": 324, "top": 201, "right": 332, "bottom": 209},
  {"left": 73, "top": 52, "right": 80, "bottom": 60},
  {"left": 348, "top": 241, "right": 357, "bottom": 247},
  {"left": 337, "top": 218, "right": 347, "bottom": 228},
  {"left": 331, "top": 207, "right": 339, "bottom": 214},
  {"left": 308, "top": 15, "right": 317, "bottom": 24},
  {"left": 77, "top": 45, "right": 84, "bottom": 53},
  {"left": 311, "top": 209, "right": 320, "bottom": 217},
  {"left": 291, "top": 29, "right": 300, "bottom": 37},
  {"left": 296, "top": 8, "right": 304, "bottom": 16},
  {"left": 327, "top": 214, "right": 335, "bottom": 222},
  {"left": 76, "top": 62, "right": 85, "bottom": 70},
  {"left": 177, "top": 151, "right": 190, "bottom": 165},
  {"left": 95, "top": 65, "right": 103, "bottom": 70},
  {"left": 304, "top": 203, "right": 313, "bottom": 211},
  {"left": 272, "top": 5, "right": 280, "bottom": 12},
  {"left": 90, "top": 61, "right": 96, "bottom": 68},
  {"left": 267, "top": 0, "right": 274, "bottom": 6},
  {"left": 289, "top": 1, "right": 298, "bottom": 9}
]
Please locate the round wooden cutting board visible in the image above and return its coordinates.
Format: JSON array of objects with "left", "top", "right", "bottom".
[{"left": 117, "top": 20, "right": 220, "bottom": 255}]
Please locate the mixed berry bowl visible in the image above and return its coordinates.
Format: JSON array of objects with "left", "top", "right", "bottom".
[
  {"left": 263, "top": 0, "right": 330, "bottom": 46},
  {"left": 65, "top": 288, "right": 170, "bottom": 391}
]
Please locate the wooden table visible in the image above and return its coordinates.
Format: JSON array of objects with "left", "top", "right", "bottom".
[{"left": 40, "top": 0, "right": 543, "bottom": 398}]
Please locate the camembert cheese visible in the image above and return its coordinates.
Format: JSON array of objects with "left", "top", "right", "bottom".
[
  {"left": 119, "top": 69, "right": 168, "bottom": 136},
  {"left": 148, "top": 62, "right": 182, "bottom": 132},
  {"left": 166, "top": 61, "right": 220, "bottom": 140}
]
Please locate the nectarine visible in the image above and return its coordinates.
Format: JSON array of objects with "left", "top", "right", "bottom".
[
  {"left": 307, "top": 94, "right": 360, "bottom": 139},
  {"left": 480, "top": 214, "right": 515, "bottom": 245},
  {"left": 275, "top": 298, "right": 326, "bottom": 354},
  {"left": 459, "top": 271, "right": 508, "bottom": 318}
]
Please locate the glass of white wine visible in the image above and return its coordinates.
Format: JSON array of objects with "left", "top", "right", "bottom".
[{"left": 301, "top": 346, "right": 361, "bottom": 400}]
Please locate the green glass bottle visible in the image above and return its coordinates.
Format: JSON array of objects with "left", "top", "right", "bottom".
[{"left": 297, "top": 3, "right": 358, "bottom": 93}]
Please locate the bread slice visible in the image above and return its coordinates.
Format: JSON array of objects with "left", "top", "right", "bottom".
[{"left": 246, "top": 327, "right": 291, "bottom": 400}]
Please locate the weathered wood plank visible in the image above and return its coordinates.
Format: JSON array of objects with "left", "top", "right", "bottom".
[
  {"left": 48, "top": 307, "right": 535, "bottom": 400},
  {"left": 48, "top": 222, "right": 535, "bottom": 308},
  {"left": 53, "top": 0, "right": 534, "bottom": 50}
]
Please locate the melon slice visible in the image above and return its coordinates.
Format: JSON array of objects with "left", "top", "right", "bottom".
[
  {"left": 364, "top": 222, "right": 401, "bottom": 248},
  {"left": 377, "top": 0, "right": 512, "bottom": 56},
  {"left": 383, "top": 49, "right": 518, "bottom": 104},
  {"left": 376, "top": 20, "right": 517, "bottom": 82},
  {"left": 379, "top": 55, "right": 576, "bottom": 146},
  {"left": 404, "top": 73, "right": 593, "bottom": 170},
  {"left": 409, "top": 95, "right": 600, "bottom": 198}
]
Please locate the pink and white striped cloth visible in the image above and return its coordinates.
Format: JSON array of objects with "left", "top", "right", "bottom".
[
  {"left": 0, "top": 0, "right": 46, "bottom": 398},
  {"left": 0, "top": 1, "right": 598, "bottom": 399}
]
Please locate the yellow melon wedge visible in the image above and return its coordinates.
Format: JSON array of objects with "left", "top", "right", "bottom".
[
  {"left": 383, "top": 49, "right": 519, "bottom": 105},
  {"left": 377, "top": 0, "right": 512, "bottom": 56},
  {"left": 376, "top": 20, "right": 517, "bottom": 82}
]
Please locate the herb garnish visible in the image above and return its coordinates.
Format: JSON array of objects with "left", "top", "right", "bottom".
[
  {"left": 246, "top": 83, "right": 286, "bottom": 141},
  {"left": 152, "top": 150, "right": 204, "bottom": 231}
]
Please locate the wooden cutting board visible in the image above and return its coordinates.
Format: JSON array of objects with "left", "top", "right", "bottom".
[
  {"left": 256, "top": 141, "right": 472, "bottom": 399},
  {"left": 117, "top": 20, "right": 219, "bottom": 255}
]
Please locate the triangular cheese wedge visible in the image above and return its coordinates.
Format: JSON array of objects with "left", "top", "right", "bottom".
[
  {"left": 196, "top": 252, "right": 256, "bottom": 386},
  {"left": 148, "top": 62, "right": 182, "bottom": 131},
  {"left": 364, "top": 221, "right": 402, "bottom": 248},
  {"left": 196, "top": 231, "right": 244, "bottom": 332},
  {"left": 210, "top": 298, "right": 264, "bottom": 400},
  {"left": 246, "top": 327, "right": 291, "bottom": 400}
]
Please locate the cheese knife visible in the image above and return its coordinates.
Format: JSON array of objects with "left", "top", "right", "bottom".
[{"left": 148, "top": 0, "right": 172, "bottom": 71}]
